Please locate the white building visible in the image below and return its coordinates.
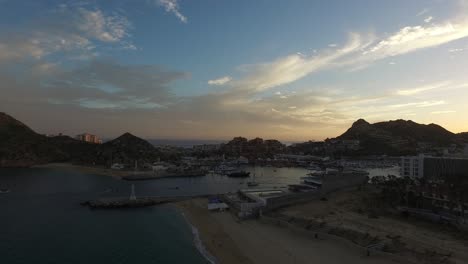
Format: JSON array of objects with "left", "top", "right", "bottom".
[
  {"left": 400, "top": 154, "right": 425, "bottom": 178},
  {"left": 401, "top": 154, "right": 468, "bottom": 180}
]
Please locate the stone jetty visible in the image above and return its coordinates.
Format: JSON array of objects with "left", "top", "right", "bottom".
[{"left": 81, "top": 197, "right": 182, "bottom": 209}]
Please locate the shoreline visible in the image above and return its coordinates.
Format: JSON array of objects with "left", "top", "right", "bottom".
[
  {"left": 32, "top": 163, "right": 128, "bottom": 179},
  {"left": 174, "top": 199, "right": 253, "bottom": 264},
  {"left": 32, "top": 163, "right": 209, "bottom": 181},
  {"left": 177, "top": 208, "right": 218, "bottom": 264},
  {"left": 175, "top": 199, "right": 401, "bottom": 264}
]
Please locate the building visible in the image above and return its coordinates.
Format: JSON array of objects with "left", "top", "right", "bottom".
[
  {"left": 193, "top": 144, "right": 221, "bottom": 152},
  {"left": 400, "top": 155, "right": 425, "bottom": 178},
  {"left": 274, "top": 154, "right": 323, "bottom": 163},
  {"left": 401, "top": 154, "right": 468, "bottom": 181},
  {"left": 75, "top": 133, "right": 102, "bottom": 144},
  {"left": 45, "top": 133, "right": 63, "bottom": 137}
]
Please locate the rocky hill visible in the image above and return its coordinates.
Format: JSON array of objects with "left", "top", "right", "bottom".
[
  {"left": 0, "top": 112, "right": 67, "bottom": 167},
  {"left": 457, "top": 132, "right": 468, "bottom": 143},
  {"left": 93, "top": 132, "right": 161, "bottom": 167},
  {"left": 221, "top": 137, "right": 285, "bottom": 159},
  {"left": 336, "top": 119, "right": 464, "bottom": 155},
  {"left": 0, "top": 113, "right": 160, "bottom": 168}
]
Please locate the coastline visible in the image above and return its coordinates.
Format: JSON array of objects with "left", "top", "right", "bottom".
[
  {"left": 32, "top": 163, "right": 208, "bottom": 181},
  {"left": 178, "top": 209, "right": 218, "bottom": 264},
  {"left": 175, "top": 199, "right": 253, "bottom": 264},
  {"left": 175, "top": 199, "right": 401, "bottom": 264},
  {"left": 32, "top": 163, "right": 128, "bottom": 179}
]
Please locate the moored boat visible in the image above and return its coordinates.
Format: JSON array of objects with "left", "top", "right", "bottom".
[{"left": 227, "top": 171, "right": 250, "bottom": 178}]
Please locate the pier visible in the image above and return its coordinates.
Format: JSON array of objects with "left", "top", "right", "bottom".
[
  {"left": 81, "top": 196, "right": 188, "bottom": 209},
  {"left": 81, "top": 194, "right": 223, "bottom": 209}
]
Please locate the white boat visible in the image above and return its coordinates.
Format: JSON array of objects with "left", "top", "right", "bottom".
[
  {"left": 301, "top": 175, "right": 323, "bottom": 188},
  {"left": 307, "top": 163, "right": 322, "bottom": 171},
  {"left": 214, "top": 164, "right": 237, "bottom": 174},
  {"left": 247, "top": 167, "right": 260, "bottom": 187},
  {"left": 247, "top": 181, "right": 259, "bottom": 187}
]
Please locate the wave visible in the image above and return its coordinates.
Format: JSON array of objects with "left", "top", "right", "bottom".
[{"left": 181, "top": 212, "right": 217, "bottom": 264}]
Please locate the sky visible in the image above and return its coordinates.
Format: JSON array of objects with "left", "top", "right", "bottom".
[{"left": 1, "top": 0, "right": 468, "bottom": 141}]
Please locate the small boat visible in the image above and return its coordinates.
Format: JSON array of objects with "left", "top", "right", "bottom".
[
  {"left": 214, "top": 164, "right": 237, "bottom": 175},
  {"left": 0, "top": 189, "right": 10, "bottom": 193},
  {"left": 247, "top": 167, "right": 260, "bottom": 187},
  {"left": 227, "top": 171, "right": 250, "bottom": 178}
]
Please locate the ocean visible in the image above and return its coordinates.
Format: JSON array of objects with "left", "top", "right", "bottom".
[
  {"left": 0, "top": 168, "right": 210, "bottom": 264},
  {"left": 0, "top": 166, "right": 309, "bottom": 264},
  {"left": 0, "top": 165, "right": 397, "bottom": 263}
]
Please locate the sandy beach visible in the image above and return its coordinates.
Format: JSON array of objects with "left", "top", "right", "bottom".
[{"left": 176, "top": 199, "right": 401, "bottom": 264}]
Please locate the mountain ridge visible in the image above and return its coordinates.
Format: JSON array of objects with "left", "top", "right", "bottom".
[
  {"left": 1, "top": 113, "right": 467, "bottom": 166},
  {"left": 0, "top": 113, "right": 160, "bottom": 167},
  {"left": 335, "top": 118, "right": 466, "bottom": 155}
]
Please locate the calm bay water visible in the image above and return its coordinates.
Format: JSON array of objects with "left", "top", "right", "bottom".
[
  {"left": 0, "top": 165, "right": 395, "bottom": 263},
  {"left": 0, "top": 168, "right": 210, "bottom": 264},
  {"left": 0, "top": 166, "right": 310, "bottom": 264}
]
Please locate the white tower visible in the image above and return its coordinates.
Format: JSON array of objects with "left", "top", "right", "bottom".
[{"left": 130, "top": 184, "right": 136, "bottom": 201}]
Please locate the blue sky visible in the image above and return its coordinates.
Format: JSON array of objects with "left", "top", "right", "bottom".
[{"left": 1, "top": 0, "right": 468, "bottom": 140}]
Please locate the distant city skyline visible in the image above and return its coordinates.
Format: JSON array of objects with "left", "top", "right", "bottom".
[{"left": 1, "top": 0, "right": 468, "bottom": 141}]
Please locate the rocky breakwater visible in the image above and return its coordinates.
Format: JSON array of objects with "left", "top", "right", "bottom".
[{"left": 81, "top": 197, "right": 176, "bottom": 209}]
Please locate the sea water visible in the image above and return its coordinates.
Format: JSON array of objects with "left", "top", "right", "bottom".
[
  {"left": 0, "top": 168, "right": 209, "bottom": 264},
  {"left": 0, "top": 164, "right": 388, "bottom": 263}
]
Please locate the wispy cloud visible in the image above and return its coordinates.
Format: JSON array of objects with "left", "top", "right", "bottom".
[
  {"left": 362, "top": 21, "right": 468, "bottom": 60},
  {"left": 396, "top": 81, "right": 450, "bottom": 95},
  {"left": 76, "top": 97, "right": 164, "bottom": 110},
  {"left": 29, "top": 59, "right": 188, "bottom": 110},
  {"left": 390, "top": 100, "right": 446, "bottom": 108},
  {"left": 77, "top": 8, "right": 131, "bottom": 42},
  {"left": 431, "top": 110, "right": 456, "bottom": 114},
  {"left": 212, "top": 6, "right": 468, "bottom": 93},
  {"left": 416, "top": 8, "right": 429, "bottom": 17},
  {"left": 424, "top": 16, "right": 433, "bottom": 23},
  {"left": 231, "top": 33, "right": 366, "bottom": 92},
  {"left": 208, "top": 76, "right": 232, "bottom": 86},
  {"left": 2, "top": 1, "right": 468, "bottom": 140},
  {"left": 0, "top": 5, "right": 134, "bottom": 64},
  {"left": 449, "top": 48, "right": 465, "bottom": 52},
  {"left": 157, "top": 0, "right": 187, "bottom": 23}
]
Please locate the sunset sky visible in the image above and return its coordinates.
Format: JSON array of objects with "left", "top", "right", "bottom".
[{"left": 1, "top": 0, "right": 468, "bottom": 141}]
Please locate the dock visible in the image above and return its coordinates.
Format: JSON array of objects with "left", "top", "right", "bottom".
[
  {"left": 80, "top": 197, "right": 179, "bottom": 209},
  {"left": 81, "top": 194, "right": 218, "bottom": 209}
]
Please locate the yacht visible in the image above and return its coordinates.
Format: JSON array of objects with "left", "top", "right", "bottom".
[
  {"left": 301, "top": 176, "right": 323, "bottom": 187},
  {"left": 247, "top": 168, "right": 261, "bottom": 187},
  {"left": 214, "top": 164, "right": 237, "bottom": 175},
  {"left": 227, "top": 170, "right": 250, "bottom": 178}
]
